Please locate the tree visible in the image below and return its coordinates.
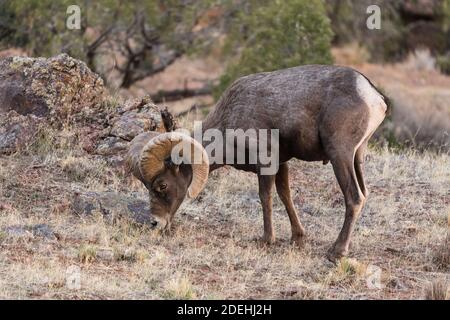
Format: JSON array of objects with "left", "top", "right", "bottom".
[
  {"left": 215, "top": 0, "right": 333, "bottom": 97},
  {"left": 1, "top": 0, "right": 334, "bottom": 100},
  {"left": 0, "top": 0, "right": 212, "bottom": 89}
]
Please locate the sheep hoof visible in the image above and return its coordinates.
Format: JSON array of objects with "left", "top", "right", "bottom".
[
  {"left": 326, "top": 246, "right": 348, "bottom": 263},
  {"left": 290, "top": 234, "right": 306, "bottom": 248},
  {"left": 253, "top": 234, "right": 275, "bottom": 246},
  {"left": 262, "top": 235, "right": 275, "bottom": 245}
]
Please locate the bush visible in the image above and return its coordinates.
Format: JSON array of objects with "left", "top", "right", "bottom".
[
  {"left": 0, "top": 1, "right": 209, "bottom": 89},
  {"left": 327, "top": 0, "right": 406, "bottom": 62},
  {"left": 327, "top": 0, "right": 450, "bottom": 62},
  {"left": 215, "top": 0, "right": 333, "bottom": 97},
  {"left": 437, "top": 53, "right": 450, "bottom": 75}
]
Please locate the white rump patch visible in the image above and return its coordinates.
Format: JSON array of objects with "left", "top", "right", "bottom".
[
  {"left": 355, "top": 74, "right": 386, "bottom": 111},
  {"left": 354, "top": 74, "right": 388, "bottom": 152}
]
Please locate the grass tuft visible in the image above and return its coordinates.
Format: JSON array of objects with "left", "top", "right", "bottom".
[
  {"left": 163, "top": 275, "right": 197, "bottom": 299},
  {"left": 424, "top": 280, "right": 449, "bottom": 300},
  {"left": 78, "top": 244, "right": 97, "bottom": 264}
]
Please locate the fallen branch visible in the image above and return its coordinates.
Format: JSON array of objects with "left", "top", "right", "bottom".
[{"left": 151, "top": 86, "right": 212, "bottom": 103}]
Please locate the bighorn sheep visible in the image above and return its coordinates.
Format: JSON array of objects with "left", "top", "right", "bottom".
[{"left": 127, "top": 65, "right": 388, "bottom": 261}]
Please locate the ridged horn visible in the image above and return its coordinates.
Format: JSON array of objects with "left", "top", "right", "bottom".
[{"left": 136, "top": 132, "right": 209, "bottom": 198}]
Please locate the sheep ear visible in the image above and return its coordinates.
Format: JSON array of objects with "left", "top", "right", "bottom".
[
  {"left": 161, "top": 107, "right": 177, "bottom": 132},
  {"left": 164, "top": 158, "right": 179, "bottom": 174}
]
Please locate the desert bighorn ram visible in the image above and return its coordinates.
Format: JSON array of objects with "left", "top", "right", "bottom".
[{"left": 127, "top": 65, "right": 388, "bottom": 261}]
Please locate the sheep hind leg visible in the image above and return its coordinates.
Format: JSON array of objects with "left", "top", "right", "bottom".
[
  {"left": 257, "top": 174, "right": 276, "bottom": 244},
  {"left": 275, "top": 163, "right": 306, "bottom": 247},
  {"left": 355, "top": 139, "right": 369, "bottom": 197},
  {"left": 348, "top": 141, "right": 369, "bottom": 251},
  {"left": 327, "top": 151, "right": 366, "bottom": 263}
]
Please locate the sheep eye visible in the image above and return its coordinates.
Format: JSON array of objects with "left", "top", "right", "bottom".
[{"left": 152, "top": 182, "right": 167, "bottom": 195}]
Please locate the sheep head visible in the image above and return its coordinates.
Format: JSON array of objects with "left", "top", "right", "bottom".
[{"left": 127, "top": 131, "right": 209, "bottom": 231}]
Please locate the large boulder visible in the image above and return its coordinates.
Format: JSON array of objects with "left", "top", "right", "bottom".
[
  {"left": 405, "top": 21, "right": 448, "bottom": 54},
  {"left": 0, "top": 54, "right": 172, "bottom": 157},
  {"left": 0, "top": 54, "right": 105, "bottom": 120},
  {"left": 399, "top": 0, "right": 449, "bottom": 55},
  {"left": 400, "top": 0, "right": 441, "bottom": 19},
  {"left": 0, "top": 111, "right": 43, "bottom": 154}
]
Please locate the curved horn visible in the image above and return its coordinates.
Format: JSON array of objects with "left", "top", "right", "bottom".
[
  {"left": 139, "top": 132, "right": 209, "bottom": 198},
  {"left": 127, "top": 131, "right": 159, "bottom": 182}
]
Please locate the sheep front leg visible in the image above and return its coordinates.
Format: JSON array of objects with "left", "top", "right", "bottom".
[
  {"left": 258, "top": 174, "right": 276, "bottom": 244},
  {"left": 275, "top": 163, "right": 306, "bottom": 247}
]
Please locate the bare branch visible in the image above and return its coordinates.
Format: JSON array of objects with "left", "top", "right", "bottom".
[{"left": 151, "top": 85, "right": 212, "bottom": 103}]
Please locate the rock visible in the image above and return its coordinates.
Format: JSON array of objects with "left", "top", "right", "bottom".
[
  {"left": 78, "top": 124, "right": 109, "bottom": 154},
  {"left": 92, "top": 97, "right": 167, "bottom": 160},
  {"left": 0, "top": 54, "right": 105, "bottom": 120},
  {"left": 0, "top": 54, "right": 107, "bottom": 154},
  {"left": 3, "top": 226, "right": 31, "bottom": 238},
  {"left": 0, "top": 54, "right": 173, "bottom": 158},
  {"left": 0, "top": 111, "right": 43, "bottom": 154},
  {"left": 72, "top": 191, "right": 151, "bottom": 226},
  {"left": 399, "top": 0, "right": 448, "bottom": 55},
  {"left": 110, "top": 105, "right": 164, "bottom": 141},
  {"left": 405, "top": 21, "right": 448, "bottom": 54},
  {"left": 31, "top": 224, "right": 57, "bottom": 239},
  {"left": 116, "top": 95, "right": 154, "bottom": 114},
  {"left": 387, "top": 277, "right": 408, "bottom": 290},
  {"left": 95, "top": 136, "right": 129, "bottom": 156},
  {"left": 401, "top": 0, "right": 440, "bottom": 19},
  {"left": 3, "top": 224, "right": 57, "bottom": 241}
]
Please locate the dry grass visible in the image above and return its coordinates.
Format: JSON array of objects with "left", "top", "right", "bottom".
[
  {"left": 404, "top": 49, "right": 437, "bottom": 72},
  {"left": 331, "top": 43, "right": 371, "bottom": 66},
  {"left": 424, "top": 280, "right": 449, "bottom": 300},
  {"left": 1, "top": 49, "right": 449, "bottom": 299},
  {"left": 0, "top": 141, "right": 449, "bottom": 299}
]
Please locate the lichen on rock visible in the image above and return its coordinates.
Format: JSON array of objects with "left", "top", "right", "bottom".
[
  {"left": 92, "top": 95, "right": 167, "bottom": 162},
  {"left": 0, "top": 53, "right": 106, "bottom": 120},
  {"left": 0, "top": 111, "right": 43, "bottom": 154},
  {"left": 0, "top": 54, "right": 171, "bottom": 158}
]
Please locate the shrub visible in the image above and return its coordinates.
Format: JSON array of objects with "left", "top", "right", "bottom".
[
  {"left": 215, "top": 0, "right": 333, "bottom": 97},
  {"left": 327, "top": 0, "right": 406, "bottom": 62},
  {"left": 437, "top": 53, "right": 450, "bottom": 75}
]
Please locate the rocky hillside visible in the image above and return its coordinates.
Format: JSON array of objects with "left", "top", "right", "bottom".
[{"left": 0, "top": 54, "right": 448, "bottom": 299}]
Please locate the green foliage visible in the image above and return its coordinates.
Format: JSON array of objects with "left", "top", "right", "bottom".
[
  {"left": 437, "top": 53, "right": 450, "bottom": 75},
  {"left": 440, "top": 0, "right": 450, "bottom": 31},
  {"left": 327, "top": 0, "right": 405, "bottom": 62},
  {"left": 326, "top": 0, "right": 359, "bottom": 44},
  {"left": 328, "top": 0, "right": 450, "bottom": 62},
  {"left": 1, "top": 0, "right": 201, "bottom": 56},
  {"left": 0, "top": 1, "right": 208, "bottom": 87},
  {"left": 215, "top": 0, "right": 333, "bottom": 97},
  {"left": 1, "top": 0, "right": 84, "bottom": 57},
  {"left": 2, "top": 0, "right": 333, "bottom": 93}
]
